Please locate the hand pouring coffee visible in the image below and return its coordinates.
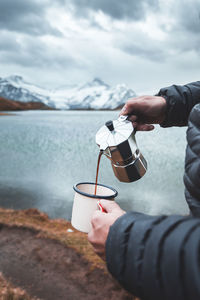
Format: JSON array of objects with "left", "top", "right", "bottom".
[{"left": 96, "top": 115, "right": 147, "bottom": 182}]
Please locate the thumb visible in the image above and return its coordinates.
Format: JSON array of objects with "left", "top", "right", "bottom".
[
  {"left": 99, "top": 200, "right": 121, "bottom": 213},
  {"left": 120, "top": 98, "right": 140, "bottom": 116}
]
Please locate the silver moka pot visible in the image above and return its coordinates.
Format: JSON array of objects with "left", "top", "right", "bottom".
[{"left": 96, "top": 115, "right": 147, "bottom": 183}]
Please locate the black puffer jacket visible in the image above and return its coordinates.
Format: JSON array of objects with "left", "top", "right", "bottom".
[{"left": 106, "top": 81, "right": 200, "bottom": 300}]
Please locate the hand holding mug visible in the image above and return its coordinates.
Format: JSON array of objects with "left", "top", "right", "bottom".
[{"left": 88, "top": 200, "right": 125, "bottom": 260}]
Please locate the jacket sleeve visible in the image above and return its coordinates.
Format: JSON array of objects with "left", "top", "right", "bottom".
[
  {"left": 157, "top": 81, "right": 200, "bottom": 127},
  {"left": 184, "top": 104, "right": 200, "bottom": 217},
  {"left": 106, "top": 212, "right": 200, "bottom": 300}
]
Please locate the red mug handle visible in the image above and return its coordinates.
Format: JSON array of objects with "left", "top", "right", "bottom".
[{"left": 97, "top": 201, "right": 106, "bottom": 213}]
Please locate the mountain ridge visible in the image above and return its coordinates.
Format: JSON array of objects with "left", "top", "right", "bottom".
[{"left": 0, "top": 75, "right": 136, "bottom": 110}]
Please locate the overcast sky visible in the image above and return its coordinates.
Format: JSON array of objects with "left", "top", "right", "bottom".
[{"left": 0, "top": 0, "right": 200, "bottom": 94}]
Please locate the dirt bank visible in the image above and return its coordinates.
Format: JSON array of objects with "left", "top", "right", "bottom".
[
  {"left": 0, "top": 97, "right": 52, "bottom": 111},
  {"left": 0, "top": 208, "right": 138, "bottom": 300},
  {"left": 0, "top": 113, "right": 13, "bottom": 116}
]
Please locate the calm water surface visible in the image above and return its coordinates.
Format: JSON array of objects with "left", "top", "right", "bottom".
[{"left": 0, "top": 111, "right": 189, "bottom": 220}]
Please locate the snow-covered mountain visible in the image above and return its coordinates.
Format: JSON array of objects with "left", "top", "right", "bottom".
[{"left": 0, "top": 75, "right": 136, "bottom": 110}]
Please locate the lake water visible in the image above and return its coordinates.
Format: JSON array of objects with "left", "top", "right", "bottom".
[{"left": 0, "top": 111, "right": 189, "bottom": 220}]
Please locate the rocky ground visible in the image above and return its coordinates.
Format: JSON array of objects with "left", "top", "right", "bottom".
[{"left": 0, "top": 208, "right": 139, "bottom": 300}]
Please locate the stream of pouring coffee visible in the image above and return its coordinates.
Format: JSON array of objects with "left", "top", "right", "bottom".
[{"left": 94, "top": 151, "right": 103, "bottom": 195}]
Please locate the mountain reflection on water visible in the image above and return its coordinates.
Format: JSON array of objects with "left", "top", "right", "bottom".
[{"left": 0, "top": 111, "right": 189, "bottom": 220}]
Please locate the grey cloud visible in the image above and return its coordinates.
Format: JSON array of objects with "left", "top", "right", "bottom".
[
  {"left": 0, "top": 48, "right": 79, "bottom": 69},
  {"left": 0, "top": 32, "right": 21, "bottom": 52},
  {"left": 122, "top": 43, "right": 166, "bottom": 62},
  {"left": 119, "top": 40, "right": 166, "bottom": 62},
  {"left": 169, "top": 31, "right": 200, "bottom": 55},
  {"left": 0, "top": 33, "right": 82, "bottom": 70},
  {"left": 62, "top": 0, "right": 159, "bottom": 21},
  {"left": 162, "top": 1, "right": 200, "bottom": 55},
  {"left": 175, "top": 1, "right": 200, "bottom": 33},
  {"left": 0, "top": 0, "right": 61, "bottom": 36},
  {"left": 113, "top": 28, "right": 167, "bottom": 63}
]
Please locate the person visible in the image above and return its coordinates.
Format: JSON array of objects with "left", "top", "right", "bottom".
[{"left": 88, "top": 81, "right": 200, "bottom": 300}]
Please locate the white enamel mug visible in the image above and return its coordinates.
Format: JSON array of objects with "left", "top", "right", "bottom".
[{"left": 71, "top": 182, "right": 118, "bottom": 233}]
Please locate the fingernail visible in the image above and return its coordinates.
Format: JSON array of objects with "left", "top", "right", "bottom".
[{"left": 120, "top": 105, "right": 127, "bottom": 114}]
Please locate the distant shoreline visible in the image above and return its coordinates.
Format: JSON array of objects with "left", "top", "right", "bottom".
[
  {"left": 0, "top": 109, "right": 120, "bottom": 114},
  {"left": 0, "top": 96, "right": 123, "bottom": 111},
  {"left": 0, "top": 112, "right": 13, "bottom": 116}
]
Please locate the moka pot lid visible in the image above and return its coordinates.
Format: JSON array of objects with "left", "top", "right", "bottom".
[{"left": 96, "top": 115, "right": 134, "bottom": 151}]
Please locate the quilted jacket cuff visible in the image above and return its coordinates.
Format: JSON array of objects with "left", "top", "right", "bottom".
[{"left": 156, "top": 92, "right": 173, "bottom": 127}]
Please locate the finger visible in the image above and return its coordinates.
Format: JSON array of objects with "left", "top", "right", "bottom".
[
  {"left": 88, "top": 231, "right": 99, "bottom": 245},
  {"left": 87, "top": 230, "right": 93, "bottom": 243},
  {"left": 120, "top": 98, "right": 140, "bottom": 115},
  {"left": 91, "top": 210, "right": 102, "bottom": 220},
  {"left": 120, "top": 104, "right": 128, "bottom": 115},
  {"left": 99, "top": 200, "right": 120, "bottom": 213},
  {"left": 91, "top": 210, "right": 102, "bottom": 227},
  {"left": 125, "top": 115, "right": 138, "bottom": 129},
  {"left": 127, "top": 115, "right": 137, "bottom": 122},
  {"left": 131, "top": 122, "right": 138, "bottom": 128},
  {"left": 136, "top": 124, "right": 155, "bottom": 131}
]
